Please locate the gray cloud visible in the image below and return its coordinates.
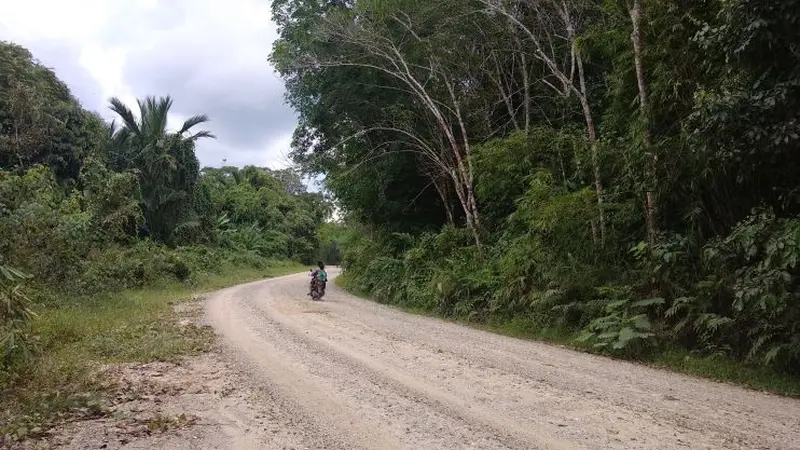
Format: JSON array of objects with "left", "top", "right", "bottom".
[
  {"left": 123, "top": 52, "right": 295, "bottom": 150},
  {"left": 98, "top": 4, "right": 189, "bottom": 46},
  {"left": 1, "top": 0, "right": 299, "bottom": 170},
  {"left": 116, "top": 0, "right": 297, "bottom": 169}
]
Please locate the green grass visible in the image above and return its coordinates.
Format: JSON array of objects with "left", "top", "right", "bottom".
[
  {"left": 649, "top": 348, "right": 800, "bottom": 397},
  {"left": 0, "top": 261, "right": 306, "bottom": 441},
  {"left": 336, "top": 273, "right": 800, "bottom": 398}
]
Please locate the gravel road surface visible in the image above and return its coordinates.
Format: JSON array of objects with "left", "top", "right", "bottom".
[{"left": 200, "top": 269, "right": 800, "bottom": 450}]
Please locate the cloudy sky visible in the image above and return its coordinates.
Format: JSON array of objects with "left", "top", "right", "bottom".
[{"left": 0, "top": 0, "right": 297, "bottom": 170}]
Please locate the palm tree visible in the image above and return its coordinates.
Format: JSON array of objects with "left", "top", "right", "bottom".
[{"left": 107, "top": 96, "right": 216, "bottom": 243}]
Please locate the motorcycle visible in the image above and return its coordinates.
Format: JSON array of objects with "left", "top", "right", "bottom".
[{"left": 308, "top": 270, "right": 327, "bottom": 301}]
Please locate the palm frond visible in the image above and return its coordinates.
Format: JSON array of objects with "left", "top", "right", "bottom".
[
  {"left": 108, "top": 119, "right": 118, "bottom": 139},
  {"left": 138, "top": 96, "right": 173, "bottom": 139},
  {"left": 187, "top": 130, "right": 217, "bottom": 141},
  {"left": 179, "top": 114, "right": 211, "bottom": 134},
  {"left": 137, "top": 97, "right": 150, "bottom": 121},
  {"left": 171, "top": 219, "right": 201, "bottom": 236},
  {"left": 108, "top": 127, "right": 134, "bottom": 169},
  {"left": 154, "top": 96, "right": 173, "bottom": 136},
  {"left": 108, "top": 97, "right": 140, "bottom": 136}
]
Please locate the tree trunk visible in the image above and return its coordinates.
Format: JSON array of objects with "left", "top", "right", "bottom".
[
  {"left": 446, "top": 72, "right": 483, "bottom": 245},
  {"left": 575, "top": 47, "right": 606, "bottom": 244},
  {"left": 487, "top": 0, "right": 606, "bottom": 243},
  {"left": 432, "top": 176, "right": 455, "bottom": 224},
  {"left": 629, "top": 0, "right": 658, "bottom": 246},
  {"left": 513, "top": 35, "right": 532, "bottom": 133},
  {"left": 449, "top": 172, "right": 481, "bottom": 246},
  {"left": 488, "top": 63, "right": 521, "bottom": 131}
]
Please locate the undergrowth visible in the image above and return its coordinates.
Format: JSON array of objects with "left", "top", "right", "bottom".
[{"left": 0, "top": 261, "right": 304, "bottom": 442}]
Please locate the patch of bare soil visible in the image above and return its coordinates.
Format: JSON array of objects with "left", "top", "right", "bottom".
[{"left": 9, "top": 296, "right": 312, "bottom": 450}]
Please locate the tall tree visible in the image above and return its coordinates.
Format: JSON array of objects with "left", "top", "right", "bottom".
[
  {"left": 0, "top": 41, "right": 106, "bottom": 183},
  {"left": 481, "top": 0, "right": 608, "bottom": 243},
  {"left": 626, "top": 0, "right": 658, "bottom": 245},
  {"left": 272, "top": 0, "right": 482, "bottom": 238},
  {"left": 108, "top": 96, "right": 215, "bottom": 243}
]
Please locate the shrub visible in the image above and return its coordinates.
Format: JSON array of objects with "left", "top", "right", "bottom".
[
  {"left": 0, "top": 264, "right": 37, "bottom": 377},
  {"left": 667, "top": 208, "right": 800, "bottom": 371},
  {"left": 578, "top": 285, "right": 664, "bottom": 355},
  {"left": 73, "top": 241, "right": 209, "bottom": 293}
]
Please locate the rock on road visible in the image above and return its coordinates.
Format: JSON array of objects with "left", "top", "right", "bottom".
[{"left": 204, "top": 269, "right": 799, "bottom": 450}]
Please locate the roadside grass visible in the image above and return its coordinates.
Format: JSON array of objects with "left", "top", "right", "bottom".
[
  {"left": 335, "top": 273, "right": 800, "bottom": 398},
  {"left": 0, "top": 261, "right": 305, "bottom": 441}
]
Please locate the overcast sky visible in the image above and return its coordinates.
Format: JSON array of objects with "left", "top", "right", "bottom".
[{"left": 0, "top": 0, "right": 298, "bottom": 170}]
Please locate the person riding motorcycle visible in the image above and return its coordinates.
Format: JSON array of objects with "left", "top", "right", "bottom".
[{"left": 308, "top": 261, "right": 327, "bottom": 299}]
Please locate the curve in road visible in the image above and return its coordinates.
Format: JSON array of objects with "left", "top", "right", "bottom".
[{"left": 206, "top": 269, "right": 800, "bottom": 450}]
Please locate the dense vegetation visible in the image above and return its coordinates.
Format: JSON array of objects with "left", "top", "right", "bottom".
[
  {"left": 0, "top": 40, "right": 330, "bottom": 390},
  {"left": 272, "top": 0, "right": 800, "bottom": 379}
]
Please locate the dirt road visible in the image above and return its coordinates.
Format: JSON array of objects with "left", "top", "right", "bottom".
[{"left": 197, "top": 269, "right": 800, "bottom": 450}]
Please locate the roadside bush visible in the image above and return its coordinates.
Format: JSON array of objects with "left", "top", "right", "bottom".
[
  {"left": 75, "top": 242, "right": 185, "bottom": 293},
  {"left": 0, "top": 264, "right": 37, "bottom": 382},
  {"left": 666, "top": 209, "right": 800, "bottom": 371},
  {"left": 578, "top": 285, "right": 664, "bottom": 355},
  {"left": 71, "top": 242, "right": 279, "bottom": 296},
  {"left": 0, "top": 167, "right": 98, "bottom": 284}
]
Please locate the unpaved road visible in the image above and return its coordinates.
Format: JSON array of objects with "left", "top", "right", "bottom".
[{"left": 193, "top": 269, "right": 799, "bottom": 450}]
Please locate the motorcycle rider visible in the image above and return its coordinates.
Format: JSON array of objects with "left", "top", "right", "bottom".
[{"left": 308, "top": 261, "right": 327, "bottom": 298}]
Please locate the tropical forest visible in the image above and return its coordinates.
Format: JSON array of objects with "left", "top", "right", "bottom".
[
  {"left": 271, "top": 0, "right": 800, "bottom": 380},
  {"left": 2, "top": 0, "right": 800, "bottom": 445}
]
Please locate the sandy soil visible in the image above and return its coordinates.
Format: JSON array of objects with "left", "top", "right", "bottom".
[{"left": 37, "top": 269, "right": 800, "bottom": 449}]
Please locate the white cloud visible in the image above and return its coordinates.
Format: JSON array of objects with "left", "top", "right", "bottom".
[
  {"left": 0, "top": 1, "right": 137, "bottom": 113},
  {"left": 262, "top": 133, "right": 295, "bottom": 169},
  {"left": 0, "top": 0, "right": 112, "bottom": 41},
  {"left": 0, "top": 0, "right": 296, "bottom": 169}
]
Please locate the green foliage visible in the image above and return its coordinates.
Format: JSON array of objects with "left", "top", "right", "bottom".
[
  {"left": 0, "top": 41, "right": 105, "bottom": 182},
  {"left": 199, "top": 166, "right": 328, "bottom": 263},
  {"left": 474, "top": 129, "right": 583, "bottom": 228},
  {"left": 80, "top": 157, "right": 144, "bottom": 243},
  {"left": 664, "top": 209, "right": 800, "bottom": 371},
  {"left": 75, "top": 242, "right": 191, "bottom": 293},
  {"left": 317, "top": 221, "right": 346, "bottom": 265},
  {"left": 0, "top": 166, "right": 99, "bottom": 284},
  {"left": 106, "top": 95, "right": 213, "bottom": 244},
  {"left": 0, "top": 264, "right": 37, "bottom": 376},
  {"left": 0, "top": 163, "right": 326, "bottom": 294},
  {"left": 578, "top": 285, "right": 664, "bottom": 353}
]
